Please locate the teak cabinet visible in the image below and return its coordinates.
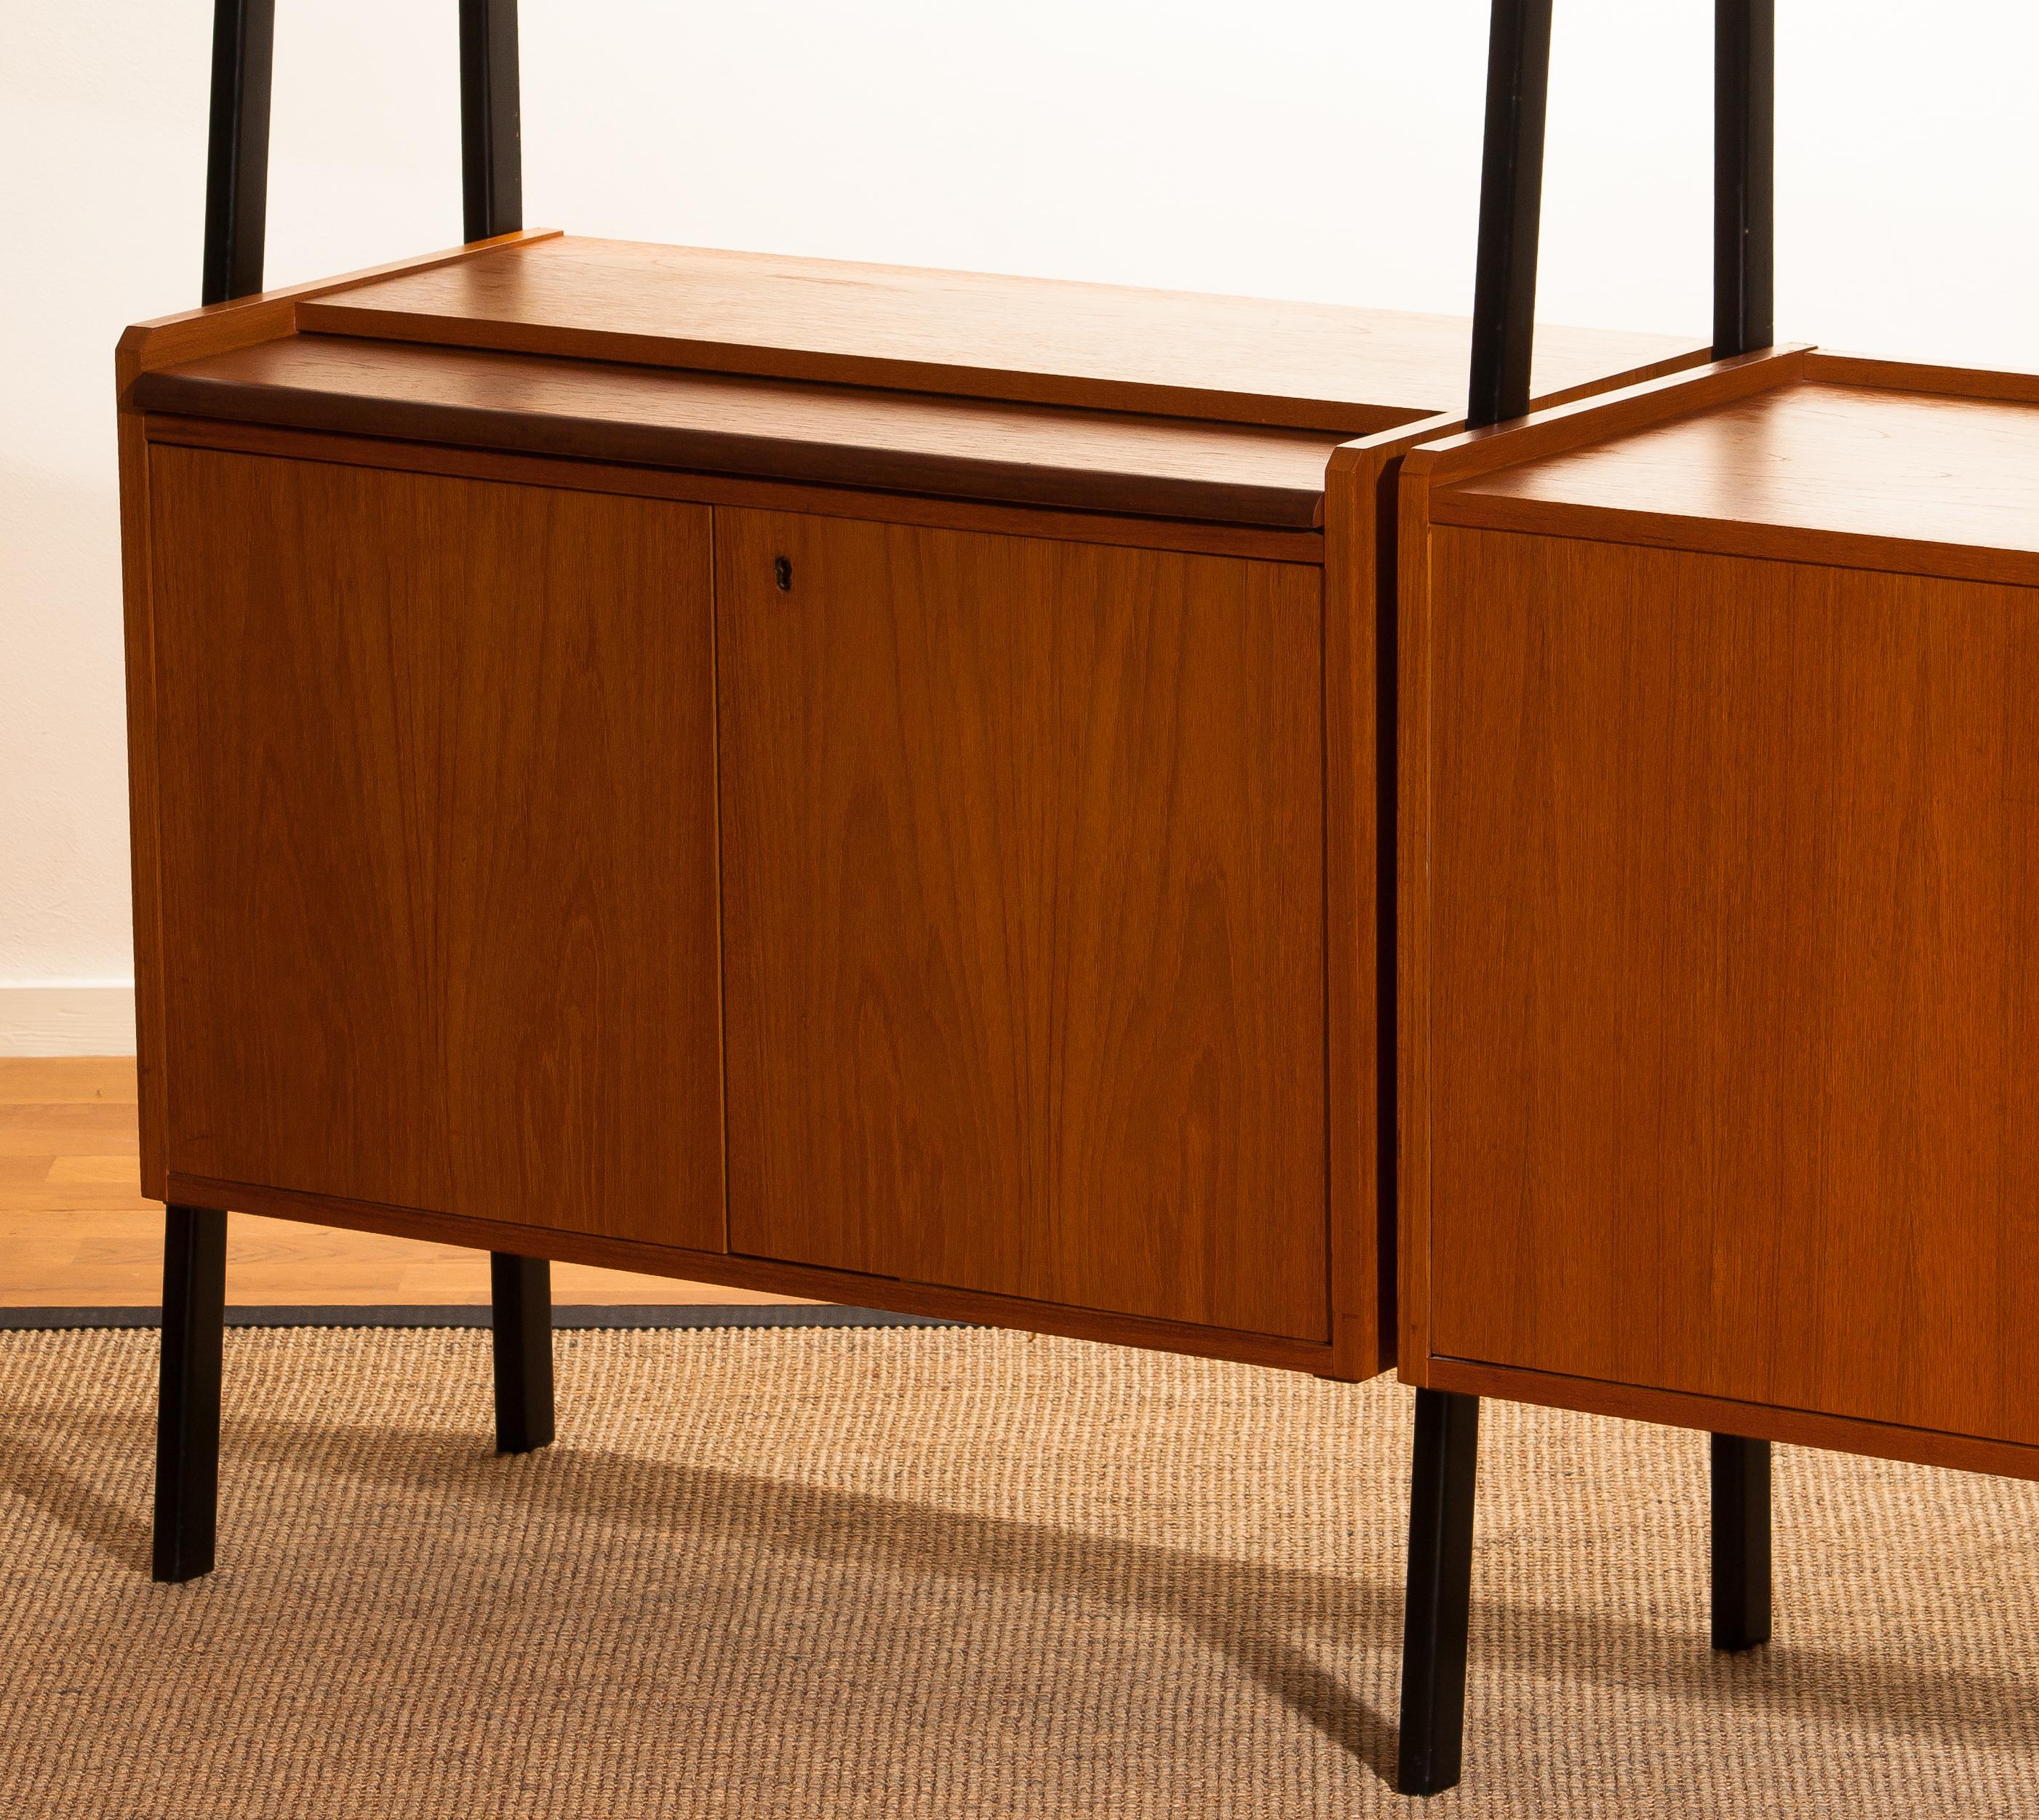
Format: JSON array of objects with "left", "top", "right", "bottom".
[
  {"left": 120, "top": 231, "right": 1707, "bottom": 1383},
  {"left": 1400, "top": 347, "right": 2039, "bottom": 1481},
  {"left": 141, "top": 444, "right": 1333, "bottom": 1352},
  {"left": 151, "top": 453, "right": 1333, "bottom": 1341}
]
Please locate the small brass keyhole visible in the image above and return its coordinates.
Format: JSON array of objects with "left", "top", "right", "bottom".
[{"left": 773, "top": 556, "right": 794, "bottom": 593}]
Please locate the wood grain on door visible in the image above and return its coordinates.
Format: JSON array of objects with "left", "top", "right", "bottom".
[
  {"left": 716, "top": 508, "right": 1330, "bottom": 1339},
  {"left": 149, "top": 447, "right": 726, "bottom": 1251}
]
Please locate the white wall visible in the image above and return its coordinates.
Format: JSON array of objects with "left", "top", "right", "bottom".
[{"left": 7, "top": 1, "right": 2038, "bottom": 1053}]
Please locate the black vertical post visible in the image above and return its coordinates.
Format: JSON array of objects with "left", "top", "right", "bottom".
[
  {"left": 1397, "top": 1389, "right": 1483, "bottom": 1797},
  {"left": 200, "top": 0, "right": 276, "bottom": 305},
  {"left": 459, "top": 0, "right": 524, "bottom": 242},
  {"left": 1466, "top": 0, "right": 1555, "bottom": 430},
  {"left": 170, "top": 15, "right": 256, "bottom": 1581},
  {"left": 1713, "top": 0, "right": 1775, "bottom": 357},
  {"left": 490, "top": 1252, "right": 555, "bottom": 1453},
  {"left": 1394, "top": 5, "right": 1552, "bottom": 1797},
  {"left": 1710, "top": 1434, "right": 1773, "bottom": 1649},
  {"left": 153, "top": 1205, "right": 228, "bottom": 1583},
  {"left": 1709, "top": 1, "right": 1776, "bottom": 1656},
  {"left": 460, "top": 0, "right": 545, "bottom": 1451}
]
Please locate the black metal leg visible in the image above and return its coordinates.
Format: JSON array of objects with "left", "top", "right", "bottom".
[
  {"left": 490, "top": 1253, "right": 554, "bottom": 1453},
  {"left": 1710, "top": 1432, "right": 1772, "bottom": 1651},
  {"left": 153, "top": 1205, "right": 228, "bottom": 1583},
  {"left": 1397, "top": 1389, "right": 1481, "bottom": 1797}
]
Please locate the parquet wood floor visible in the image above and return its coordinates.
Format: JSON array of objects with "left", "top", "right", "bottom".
[{"left": 0, "top": 1058, "right": 803, "bottom": 1308}]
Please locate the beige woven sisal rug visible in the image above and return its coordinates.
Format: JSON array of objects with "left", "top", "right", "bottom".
[{"left": 1, "top": 1327, "right": 2035, "bottom": 1818}]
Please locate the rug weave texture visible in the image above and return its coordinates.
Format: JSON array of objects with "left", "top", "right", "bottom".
[{"left": 1, "top": 1327, "right": 2035, "bottom": 1818}]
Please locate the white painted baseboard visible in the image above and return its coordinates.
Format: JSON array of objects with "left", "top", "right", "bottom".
[{"left": 0, "top": 984, "right": 137, "bottom": 1056}]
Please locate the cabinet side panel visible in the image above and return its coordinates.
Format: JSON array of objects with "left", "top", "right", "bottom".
[
  {"left": 117, "top": 405, "right": 169, "bottom": 1197},
  {"left": 1322, "top": 446, "right": 1386, "bottom": 1377},
  {"left": 717, "top": 508, "right": 1329, "bottom": 1339},
  {"left": 149, "top": 446, "right": 725, "bottom": 1250},
  {"left": 1424, "top": 527, "right": 2039, "bottom": 1446}
]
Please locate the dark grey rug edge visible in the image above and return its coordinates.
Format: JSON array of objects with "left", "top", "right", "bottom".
[{"left": 0, "top": 1305, "right": 967, "bottom": 1333}]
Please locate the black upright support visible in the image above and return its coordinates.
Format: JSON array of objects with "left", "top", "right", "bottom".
[
  {"left": 1708, "top": 0, "right": 1777, "bottom": 1658},
  {"left": 1712, "top": 0, "right": 1776, "bottom": 358},
  {"left": 490, "top": 1253, "right": 555, "bottom": 1453},
  {"left": 459, "top": 0, "right": 548, "bottom": 1454},
  {"left": 153, "top": 1205, "right": 228, "bottom": 1583},
  {"left": 1392, "top": 5, "right": 1552, "bottom": 1797},
  {"left": 1710, "top": 1433, "right": 1773, "bottom": 1650},
  {"left": 459, "top": 0, "right": 524, "bottom": 242},
  {"left": 1467, "top": 0, "right": 1555, "bottom": 431},
  {"left": 464, "top": 0, "right": 543, "bottom": 1454},
  {"left": 1397, "top": 1389, "right": 1483, "bottom": 1797},
  {"left": 164, "top": 0, "right": 268, "bottom": 1588},
  {"left": 200, "top": 0, "right": 276, "bottom": 305}
]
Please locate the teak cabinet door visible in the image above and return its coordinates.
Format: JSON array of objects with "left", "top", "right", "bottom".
[
  {"left": 716, "top": 508, "right": 1328, "bottom": 1340},
  {"left": 1421, "top": 529, "right": 2039, "bottom": 1446},
  {"left": 148, "top": 447, "right": 725, "bottom": 1251}
]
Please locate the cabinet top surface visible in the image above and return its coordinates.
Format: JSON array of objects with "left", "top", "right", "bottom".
[
  {"left": 133, "top": 333, "right": 1349, "bottom": 531},
  {"left": 294, "top": 235, "right": 1707, "bottom": 434},
  {"left": 1440, "top": 362, "right": 2039, "bottom": 573}
]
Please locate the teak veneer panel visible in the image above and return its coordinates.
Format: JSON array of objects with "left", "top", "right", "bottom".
[
  {"left": 116, "top": 229, "right": 562, "bottom": 382},
  {"left": 141, "top": 415, "right": 1321, "bottom": 565},
  {"left": 715, "top": 509, "right": 1330, "bottom": 1341},
  {"left": 298, "top": 235, "right": 1709, "bottom": 434},
  {"left": 1439, "top": 373, "right": 2039, "bottom": 587},
  {"left": 148, "top": 447, "right": 725, "bottom": 1251},
  {"left": 1419, "top": 1358, "right": 2039, "bottom": 1485},
  {"left": 164, "top": 1171, "right": 1338, "bottom": 1377},
  {"left": 131, "top": 334, "right": 1345, "bottom": 529},
  {"left": 1416, "top": 527, "right": 2039, "bottom": 1448},
  {"left": 115, "top": 230, "right": 564, "bottom": 1198}
]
